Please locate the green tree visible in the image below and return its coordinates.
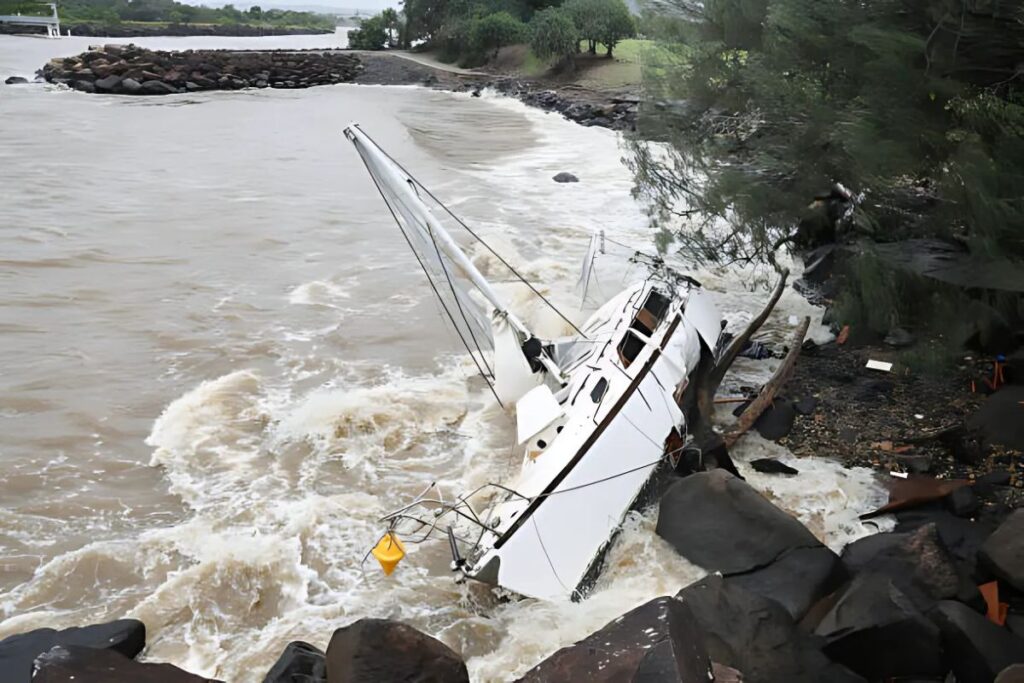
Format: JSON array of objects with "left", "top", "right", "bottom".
[
  {"left": 348, "top": 13, "right": 388, "bottom": 49},
  {"left": 629, "top": 0, "right": 1024, "bottom": 347},
  {"left": 529, "top": 7, "right": 578, "bottom": 70},
  {"left": 380, "top": 7, "right": 401, "bottom": 47},
  {"left": 471, "top": 11, "right": 526, "bottom": 58},
  {"left": 593, "top": 0, "right": 634, "bottom": 57}
]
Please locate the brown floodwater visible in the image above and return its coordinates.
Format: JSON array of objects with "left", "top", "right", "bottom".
[{"left": 0, "top": 32, "right": 891, "bottom": 681}]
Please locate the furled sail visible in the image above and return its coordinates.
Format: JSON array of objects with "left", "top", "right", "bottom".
[{"left": 345, "top": 125, "right": 498, "bottom": 377}]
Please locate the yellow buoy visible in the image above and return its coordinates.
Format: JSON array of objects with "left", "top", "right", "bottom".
[{"left": 371, "top": 531, "right": 406, "bottom": 576}]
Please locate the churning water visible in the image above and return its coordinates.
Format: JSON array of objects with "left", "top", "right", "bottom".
[{"left": 0, "top": 32, "right": 891, "bottom": 681}]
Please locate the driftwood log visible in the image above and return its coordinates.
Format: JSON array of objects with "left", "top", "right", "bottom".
[{"left": 724, "top": 315, "right": 811, "bottom": 448}]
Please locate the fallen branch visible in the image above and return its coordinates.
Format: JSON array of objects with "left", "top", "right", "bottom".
[
  {"left": 689, "top": 268, "right": 791, "bottom": 444},
  {"left": 723, "top": 315, "right": 810, "bottom": 448}
]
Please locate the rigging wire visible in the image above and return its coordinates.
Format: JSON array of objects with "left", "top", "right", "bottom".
[
  {"left": 366, "top": 133, "right": 588, "bottom": 339},
  {"left": 362, "top": 158, "right": 505, "bottom": 408},
  {"left": 425, "top": 215, "right": 495, "bottom": 379}
]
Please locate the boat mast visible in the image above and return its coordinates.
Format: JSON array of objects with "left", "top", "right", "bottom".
[{"left": 344, "top": 124, "right": 529, "bottom": 337}]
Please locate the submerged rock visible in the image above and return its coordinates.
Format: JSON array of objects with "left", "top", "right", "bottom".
[
  {"left": 515, "top": 597, "right": 712, "bottom": 682},
  {"left": 932, "top": 600, "right": 1024, "bottom": 683},
  {"left": 32, "top": 645, "right": 220, "bottom": 682},
  {"left": 814, "top": 573, "right": 945, "bottom": 680},
  {"left": 262, "top": 641, "right": 325, "bottom": 683},
  {"left": 0, "top": 619, "right": 145, "bottom": 683},
  {"left": 5, "top": 75, "right": 28, "bottom": 85},
  {"left": 552, "top": 172, "right": 579, "bottom": 183},
  {"left": 325, "top": 618, "right": 468, "bottom": 683}
]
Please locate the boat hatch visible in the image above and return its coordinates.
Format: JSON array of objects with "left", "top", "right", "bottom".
[{"left": 617, "top": 289, "right": 672, "bottom": 367}]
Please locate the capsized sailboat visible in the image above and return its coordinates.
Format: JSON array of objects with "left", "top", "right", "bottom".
[{"left": 345, "top": 124, "right": 724, "bottom": 602}]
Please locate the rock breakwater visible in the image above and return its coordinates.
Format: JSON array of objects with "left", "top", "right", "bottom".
[{"left": 40, "top": 44, "right": 361, "bottom": 95}]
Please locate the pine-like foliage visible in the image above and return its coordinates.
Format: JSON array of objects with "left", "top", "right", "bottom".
[{"left": 629, "top": 0, "right": 1024, "bottom": 268}]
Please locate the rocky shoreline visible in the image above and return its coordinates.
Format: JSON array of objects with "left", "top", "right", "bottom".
[
  {"left": 3, "top": 466, "right": 1023, "bottom": 681},
  {"left": 39, "top": 44, "right": 361, "bottom": 94},
  {"left": 0, "top": 23, "right": 332, "bottom": 37},
  {"left": 22, "top": 44, "right": 636, "bottom": 130}
]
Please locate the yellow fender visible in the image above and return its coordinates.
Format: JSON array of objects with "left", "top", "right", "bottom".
[{"left": 371, "top": 531, "right": 406, "bottom": 576}]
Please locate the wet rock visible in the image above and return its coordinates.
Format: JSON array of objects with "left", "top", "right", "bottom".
[
  {"left": 552, "top": 172, "right": 578, "bottom": 183},
  {"left": 0, "top": 619, "right": 145, "bottom": 683},
  {"left": 656, "top": 470, "right": 822, "bottom": 575},
  {"left": 5, "top": 75, "right": 28, "bottom": 85},
  {"left": 968, "top": 385, "right": 1024, "bottom": 450},
  {"left": 945, "top": 486, "right": 980, "bottom": 517},
  {"left": 658, "top": 470, "right": 843, "bottom": 620},
  {"left": 979, "top": 509, "right": 1024, "bottom": 591},
  {"left": 884, "top": 326, "right": 916, "bottom": 348},
  {"left": 895, "top": 453, "right": 934, "bottom": 475},
  {"left": 140, "top": 80, "right": 178, "bottom": 95},
  {"left": 998, "top": 664, "right": 1024, "bottom": 683},
  {"left": 932, "top": 600, "right": 1024, "bottom": 683},
  {"left": 262, "top": 641, "right": 325, "bottom": 683},
  {"left": 840, "top": 524, "right": 980, "bottom": 611},
  {"left": 814, "top": 573, "right": 945, "bottom": 680},
  {"left": 977, "top": 469, "right": 1012, "bottom": 490},
  {"left": 895, "top": 508, "right": 998, "bottom": 582},
  {"left": 515, "top": 597, "right": 712, "bottom": 682},
  {"left": 726, "top": 546, "right": 848, "bottom": 621},
  {"left": 94, "top": 74, "right": 122, "bottom": 92},
  {"left": 32, "top": 645, "right": 219, "bottom": 682},
  {"left": 793, "top": 396, "right": 818, "bottom": 415},
  {"left": 120, "top": 77, "right": 142, "bottom": 94},
  {"left": 325, "top": 618, "right": 468, "bottom": 683},
  {"left": 750, "top": 458, "right": 799, "bottom": 475},
  {"left": 677, "top": 576, "right": 865, "bottom": 682},
  {"left": 72, "top": 80, "right": 96, "bottom": 93},
  {"left": 754, "top": 401, "right": 797, "bottom": 440}
]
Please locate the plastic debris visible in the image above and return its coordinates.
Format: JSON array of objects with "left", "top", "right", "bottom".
[{"left": 866, "top": 359, "right": 893, "bottom": 372}]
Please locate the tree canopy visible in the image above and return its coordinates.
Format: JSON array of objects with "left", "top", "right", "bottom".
[
  {"left": 629, "top": 0, "right": 1024, "bottom": 350},
  {"left": 528, "top": 6, "right": 578, "bottom": 64}
]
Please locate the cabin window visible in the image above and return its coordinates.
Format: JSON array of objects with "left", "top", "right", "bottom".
[
  {"left": 617, "top": 289, "right": 671, "bottom": 367},
  {"left": 590, "top": 377, "right": 608, "bottom": 403}
]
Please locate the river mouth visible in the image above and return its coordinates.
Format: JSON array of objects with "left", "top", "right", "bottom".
[{"left": 0, "top": 34, "right": 890, "bottom": 682}]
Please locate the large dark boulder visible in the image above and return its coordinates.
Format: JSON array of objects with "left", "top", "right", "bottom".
[
  {"left": 552, "top": 172, "right": 579, "bottom": 183},
  {"left": 325, "top": 619, "right": 467, "bottom": 683},
  {"left": 32, "top": 645, "right": 218, "bottom": 682},
  {"left": 515, "top": 597, "right": 711, "bottom": 682},
  {"left": 814, "top": 573, "right": 945, "bottom": 680},
  {"left": 727, "top": 546, "right": 847, "bottom": 621},
  {"left": 931, "top": 600, "right": 1024, "bottom": 683},
  {"left": 658, "top": 470, "right": 841, "bottom": 620},
  {"left": 968, "top": 386, "right": 1024, "bottom": 451},
  {"left": 262, "top": 641, "right": 325, "bottom": 682},
  {"left": 979, "top": 509, "right": 1024, "bottom": 592},
  {"left": 657, "top": 470, "right": 821, "bottom": 575},
  {"left": 0, "top": 619, "right": 145, "bottom": 683},
  {"left": 5, "top": 76, "right": 28, "bottom": 85},
  {"left": 677, "top": 576, "right": 864, "bottom": 683},
  {"left": 840, "top": 523, "right": 980, "bottom": 611},
  {"left": 894, "top": 508, "right": 998, "bottom": 581}
]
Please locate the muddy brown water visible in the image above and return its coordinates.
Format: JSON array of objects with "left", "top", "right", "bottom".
[{"left": 0, "top": 31, "right": 891, "bottom": 681}]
